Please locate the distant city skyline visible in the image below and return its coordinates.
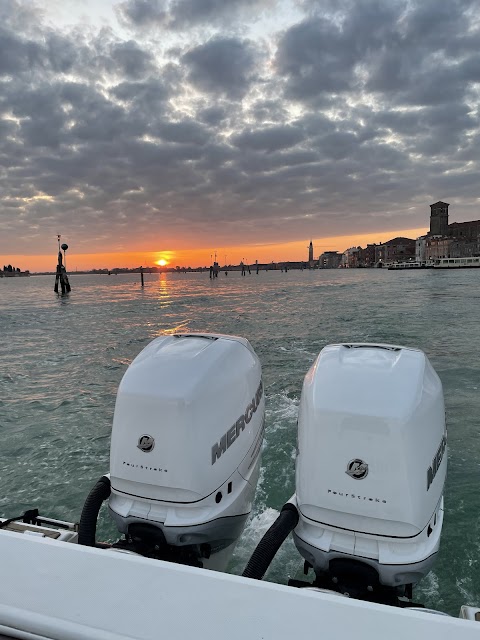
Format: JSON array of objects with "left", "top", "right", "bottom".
[
  {"left": 7, "top": 196, "right": 480, "bottom": 271},
  {"left": 3, "top": 225, "right": 428, "bottom": 272},
  {"left": 2, "top": 1, "right": 479, "bottom": 271}
]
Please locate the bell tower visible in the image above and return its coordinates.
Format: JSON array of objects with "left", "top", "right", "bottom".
[
  {"left": 308, "top": 240, "right": 314, "bottom": 263},
  {"left": 429, "top": 201, "right": 449, "bottom": 236}
]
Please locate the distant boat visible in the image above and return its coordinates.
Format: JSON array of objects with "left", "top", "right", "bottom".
[
  {"left": 433, "top": 257, "right": 480, "bottom": 268},
  {"left": 388, "top": 261, "right": 427, "bottom": 270},
  {"left": 388, "top": 258, "right": 480, "bottom": 270}
]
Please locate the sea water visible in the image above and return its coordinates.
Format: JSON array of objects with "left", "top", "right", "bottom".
[{"left": 1, "top": 269, "right": 479, "bottom": 614}]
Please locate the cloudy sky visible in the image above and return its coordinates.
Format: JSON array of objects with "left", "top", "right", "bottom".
[{"left": 1, "top": 0, "right": 479, "bottom": 269}]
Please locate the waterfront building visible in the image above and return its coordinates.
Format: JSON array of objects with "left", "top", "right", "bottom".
[
  {"left": 450, "top": 236, "right": 480, "bottom": 257},
  {"left": 416, "top": 236, "right": 428, "bottom": 262},
  {"left": 332, "top": 201, "right": 480, "bottom": 267},
  {"left": 374, "top": 238, "right": 416, "bottom": 264},
  {"left": 341, "top": 247, "right": 361, "bottom": 268},
  {"left": 358, "top": 244, "right": 377, "bottom": 267},
  {"left": 421, "top": 201, "right": 480, "bottom": 261},
  {"left": 425, "top": 236, "right": 452, "bottom": 260},
  {"left": 318, "top": 251, "right": 341, "bottom": 269},
  {"left": 449, "top": 220, "right": 480, "bottom": 240}
]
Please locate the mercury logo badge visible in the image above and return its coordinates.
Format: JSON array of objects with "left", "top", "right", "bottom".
[
  {"left": 346, "top": 459, "right": 368, "bottom": 480},
  {"left": 137, "top": 435, "right": 155, "bottom": 453}
]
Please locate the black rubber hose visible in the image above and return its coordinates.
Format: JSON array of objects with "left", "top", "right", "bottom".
[
  {"left": 78, "top": 476, "right": 111, "bottom": 547},
  {"left": 242, "top": 502, "right": 299, "bottom": 580}
]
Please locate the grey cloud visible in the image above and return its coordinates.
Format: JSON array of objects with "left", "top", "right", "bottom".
[
  {"left": 69, "top": 108, "right": 144, "bottom": 144},
  {"left": 83, "top": 38, "right": 157, "bottom": 79},
  {"left": 366, "top": 1, "right": 480, "bottom": 107},
  {"left": 170, "top": 0, "right": 270, "bottom": 28},
  {"left": 231, "top": 125, "right": 304, "bottom": 153},
  {"left": 0, "top": 21, "right": 152, "bottom": 83},
  {"left": 421, "top": 103, "right": 476, "bottom": 134},
  {"left": 275, "top": 1, "right": 404, "bottom": 100},
  {"left": 111, "top": 80, "right": 169, "bottom": 105},
  {"left": 458, "top": 54, "right": 480, "bottom": 84},
  {"left": 21, "top": 115, "right": 65, "bottom": 149},
  {"left": 0, "top": 118, "right": 16, "bottom": 137},
  {"left": 190, "top": 143, "right": 235, "bottom": 175},
  {"left": 182, "top": 37, "right": 259, "bottom": 99},
  {"left": 2, "top": 0, "right": 480, "bottom": 258},
  {"left": 109, "top": 40, "right": 155, "bottom": 78},
  {"left": 368, "top": 51, "right": 474, "bottom": 106},
  {"left": 400, "top": 0, "right": 472, "bottom": 48},
  {"left": 110, "top": 79, "right": 171, "bottom": 124},
  {"left": 278, "top": 0, "right": 480, "bottom": 112},
  {"left": 314, "top": 132, "right": 360, "bottom": 161},
  {"left": 373, "top": 102, "right": 477, "bottom": 157},
  {"left": 5, "top": 83, "right": 64, "bottom": 120},
  {"left": 236, "top": 149, "right": 318, "bottom": 173},
  {"left": 117, "top": 0, "right": 272, "bottom": 30},
  {"left": 296, "top": 113, "right": 336, "bottom": 138},
  {"left": 46, "top": 32, "right": 79, "bottom": 74},
  {"left": 0, "top": 0, "right": 42, "bottom": 33},
  {"left": 116, "top": 0, "right": 168, "bottom": 27},
  {"left": 247, "top": 99, "right": 291, "bottom": 124},
  {"left": 154, "top": 120, "right": 210, "bottom": 145},
  {"left": 197, "top": 106, "right": 227, "bottom": 126},
  {"left": 351, "top": 142, "right": 410, "bottom": 173},
  {"left": 366, "top": 50, "right": 410, "bottom": 93},
  {"left": 430, "top": 171, "right": 479, "bottom": 193},
  {"left": 0, "top": 27, "right": 44, "bottom": 75},
  {"left": 275, "top": 18, "right": 357, "bottom": 98}
]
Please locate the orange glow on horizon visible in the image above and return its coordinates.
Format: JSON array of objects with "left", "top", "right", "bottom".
[{"left": 4, "top": 226, "right": 428, "bottom": 272}]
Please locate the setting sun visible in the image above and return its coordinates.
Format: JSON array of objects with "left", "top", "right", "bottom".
[{"left": 156, "top": 259, "right": 168, "bottom": 266}]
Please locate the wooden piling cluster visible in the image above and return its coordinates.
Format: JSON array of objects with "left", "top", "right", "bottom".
[
  {"left": 54, "top": 236, "right": 71, "bottom": 294},
  {"left": 209, "top": 262, "right": 219, "bottom": 279}
]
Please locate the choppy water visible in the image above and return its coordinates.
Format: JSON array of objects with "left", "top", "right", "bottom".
[{"left": 1, "top": 269, "right": 480, "bottom": 615}]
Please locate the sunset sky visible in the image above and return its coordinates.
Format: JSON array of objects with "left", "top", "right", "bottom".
[{"left": 1, "top": 0, "right": 479, "bottom": 271}]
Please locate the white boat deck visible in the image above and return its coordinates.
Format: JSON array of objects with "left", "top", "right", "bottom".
[{"left": 0, "top": 529, "right": 478, "bottom": 640}]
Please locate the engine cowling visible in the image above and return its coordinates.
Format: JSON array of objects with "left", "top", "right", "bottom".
[
  {"left": 108, "top": 333, "right": 265, "bottom": 569},
  {"left": 292, "top": 343, "right": 446, "bottom": 591}
]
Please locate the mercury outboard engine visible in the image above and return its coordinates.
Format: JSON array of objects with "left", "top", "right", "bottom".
[
  {"left": 80, "top": 333, "right": 265, "bottom": 571},
  {"left": 294, "top": 343, "right": 446, "bottom": 602},
  {"left": 244, "top": 343, "right": 446, "bottom": 607}
]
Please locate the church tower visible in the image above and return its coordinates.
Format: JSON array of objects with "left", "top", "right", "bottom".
[
  {"left": 429, "top": 201, "right": 449, "bottom": 236},
  {"left": 308, "top": 240, "right": 314, "bottom": 263}
]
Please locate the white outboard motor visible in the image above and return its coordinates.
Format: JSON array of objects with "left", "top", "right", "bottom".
[
  {"left": 292, "top": 344, "right": 446, "bottom": 601},
  {"left": 82, "top": 333, "right": 265, "bottom": 570}
]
